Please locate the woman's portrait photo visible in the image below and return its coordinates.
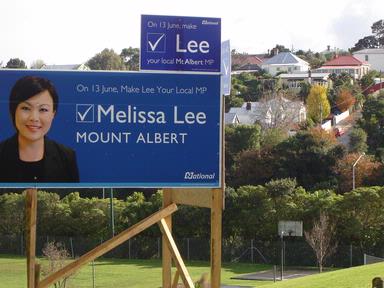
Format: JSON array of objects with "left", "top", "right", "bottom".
[{"left": 0, "top": 76, "right": 79, "bottom": 183}]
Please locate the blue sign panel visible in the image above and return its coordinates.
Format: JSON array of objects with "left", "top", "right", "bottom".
[
  {"left": 0, "top": 70, "right": 221, "bottom": 188},
  {"left": 141, "top": 15, "right": 221, "bottom": 72},
  {"left": 221, "top": 40, "right": 231, "bottom": 96}
]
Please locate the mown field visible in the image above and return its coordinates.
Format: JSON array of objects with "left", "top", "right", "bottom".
[{"left": 1, "top": 255, "right": 383, "bottom": 288}]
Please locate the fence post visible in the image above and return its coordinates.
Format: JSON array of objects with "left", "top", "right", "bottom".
[
  {"left": 187, "top": 238, "right": 190, "bottom": 261},
  {"left": 128, "top": 239, "right": 131, "bottom": 259},
  {"left": 251, "top": 239, "right": 254, "bottom": 263},
  {"left": 70, "top": 237, "right": 74, "bottom": 259}
]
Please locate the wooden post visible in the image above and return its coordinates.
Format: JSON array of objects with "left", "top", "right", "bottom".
[
  {"left": 162, "top": 189, "right": 173, "bottom": 288},
  {"left": 159, "top": 218, "right": 194, "bottom": 288},
  {"left": 38, "top": 204, "right": 177, "bottom": 288},
  {"left": 210, "top": 188, "right": 223, "bottom": 288},
  {"left": 26, "top": 189, "right": 38, "bottom": 288}
]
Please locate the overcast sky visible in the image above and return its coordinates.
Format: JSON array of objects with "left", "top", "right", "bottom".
[{"left": 0, "top": 0, "right": 383, "bottom": 66}]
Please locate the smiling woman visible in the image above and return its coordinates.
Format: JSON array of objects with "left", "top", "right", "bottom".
[{"left": 0, "top": 76, "right": 79, "bottom": 184}]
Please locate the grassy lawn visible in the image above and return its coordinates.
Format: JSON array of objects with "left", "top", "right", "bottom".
[{"left": 1, "top": 255, "right": 383, "bottom": 288}]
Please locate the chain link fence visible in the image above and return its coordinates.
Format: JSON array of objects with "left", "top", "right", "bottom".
[{"left": 0, "top": 234, "right": 371, "bottom": 268}]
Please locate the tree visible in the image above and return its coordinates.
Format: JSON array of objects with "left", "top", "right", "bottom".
[
  {"left": 351, "top": 36, "right": 379, "bottom": 52},
  {"left": 371, "top": 19, "right": 384, "bottom": 46},
  {"left": 30, "top": 59, "right": 45, "bottom": 69},
  {"left": 272, "top": 128, "right": 345, "bottom": 190},
  {"left": 338, "top": 187, "right": 384, "bottom": 249},
  {"left": 306, "top": 85, "right": 330, "bottom": 123},
  {"left": 334, "top": 153, "right": 383, "bottom": 193},
  {"left": 120, "top": 47, "right": 139, "bottom": 71},
  {"left": 336, "top": 88, "right": 356, "bottom": 112},
  {"left": 349, "top": 128, "right": 368, "bottom": 153},
  {"left": 358, "top": 95, "right": 384, "bottom": 155},
  {"left": 87, "top": 48, "right": 124, "bottom": 70},
  {"left": 225, "top": 124, "right": 261, "bottom": 184},
  {"left": 6, "top": 58, "right": 27, "bottom": 69},
  {"left": 41, "top": 242, "right": 73, "bottom": 288},
  {"left": 304, "top": 212, "right": 337, "bottom": 272}
]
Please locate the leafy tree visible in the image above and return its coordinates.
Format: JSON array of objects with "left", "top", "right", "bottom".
[
  {"left": 223, "top": 185, "right": 275, "bottom": 240},
  {"left": 336, "top": 88, "right": 355, "bottom": 112},
  {"left": 272, "top": 128, "right": 345, "bottom": 190},
  {"left": 225, "top": 94, "right": 244, "bottom": 112},
  {"left": 338, "top": 187, "right": 384, "bottom": 248},
  {"left": 351, "top": 36, "right": 379, "bottom": 52},
  {"left": 306, "top": 85, "right": 330, "bottom": 123},
  {"left": 349, "top": 128, "right": 368, "bottom": 153},
  {"left": 371, "top": 19, "right": 384, "bottom": 46},
  {"left": 30, "top": 59, "right": 45, "bottom": 69},
  {"left": 358, "top": 95, "right": 384, "bottom": 154},
  {"left": 260, "top": 127, "right": 288, "bottom": 151},
  {"left": 0, "top": 192, "right": 25, "bottom": 235},
  {"left": 87, "top": 48, "right": 124, "bottom": 70},
  {"left": 225, "top": 124, "right": 261, "bottom": 184},
  {"left": 334, "top": 153, "right": 383, "bottom": 193},
  {"left": 120, "top": 47, "right": 139, "bottom": 71},
  {"left": 360, "top": 70, "right": 381, "bottom": 90},
  {"left": 232, "top": 149, "right": 274, "bottom": 187},
  {"left": 6, "top": 58, "right": 27, "bottom": 68}
]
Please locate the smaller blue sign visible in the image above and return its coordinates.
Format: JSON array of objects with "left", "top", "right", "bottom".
[
  {"left": 221, "top": 40, "right": 231, "bottom": 96},
  {"left": 141, "top": 15, "right": 221, "bottom": 72}
]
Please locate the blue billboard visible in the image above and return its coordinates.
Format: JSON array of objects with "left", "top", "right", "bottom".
[
  {"left": 0, "top": 70, "right": 222, "bottom": 188},
  {"left": 141, "top": 15, "right": 221, "bottom": 72}
]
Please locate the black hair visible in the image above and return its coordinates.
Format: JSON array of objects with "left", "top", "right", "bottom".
[{"left": 9, "top": 76, "right": 59, "bottom": 127}]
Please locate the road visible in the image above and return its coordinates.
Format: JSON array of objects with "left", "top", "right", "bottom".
[{"left": 336, "top": 110, "right": 362, "bottom": 148}]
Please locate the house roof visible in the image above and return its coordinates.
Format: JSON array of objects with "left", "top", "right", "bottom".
[
  {"left": 262, "top": 52, "right": 309, "bottom": 66},
  {"left": 224, "top": 113, "right": 239, "bottom": 124},
  {"left": 228, "top": 97, "right": 305, "bottom": 125},
  {"left": 353, "top": 48, "right": 384, "bottom": 55},
  {"left": 232, "top": 54, "right": 263, "bottom": 67},
  {"left": 322, "top": 55, "right": 368, "bottom": 66},
  {"left": 42, "top": 64, "right": 89, "bottom": 70}
]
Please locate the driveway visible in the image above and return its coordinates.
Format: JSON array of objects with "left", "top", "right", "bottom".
[{"left": 335, "top": 110, "right": 362, "bottom": 148}]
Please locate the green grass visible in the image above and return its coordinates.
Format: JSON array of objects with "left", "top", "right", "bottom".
[{"left": 1, "top": 255, "right": 383, "bottom": 288}]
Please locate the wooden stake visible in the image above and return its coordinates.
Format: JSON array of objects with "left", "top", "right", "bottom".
[
  {"left": 210, "top": 188, "right": 223, "bottom": 288},
  {"left": 26, "top": 189, "right": 37, "bottom": 288},
  {"left": 38, "top": 203, "right": 177, "bottom": 288},
  {"left": 159, "top": 219, "right": 194, "bottom": 288},
  {"left": 162, "top": 189, "right": 173, "bottom": 288},
  {"left": 172, "top": 270, "right": 180, "bottom": 288}
]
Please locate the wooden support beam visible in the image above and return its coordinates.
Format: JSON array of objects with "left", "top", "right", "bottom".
[
  {"left": 172, "top": 270, "right": 180, "bottom": 288},
  {"left": 210, "top": 188, "right": 223, "bottom": 288},
  {"left": 170, "top": 188, "right": 212, "bottom": 208},
  {"left": 26, "top": 189, "right": 37, "bottom": 288},
  {"left": 162, "top": 189, "right": 173, "bottom": 288},
  {"left": 38, "top": 203, "right": 178, "bottom": 288},
  {"left": 159, "top": 218, "right": 194, "bottom": 288}
]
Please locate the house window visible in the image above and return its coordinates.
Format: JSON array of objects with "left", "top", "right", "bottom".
[{"left": 365, "top": 55, "right": 369, "bottom": 61}]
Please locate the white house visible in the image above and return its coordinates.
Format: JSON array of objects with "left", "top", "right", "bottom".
[
  {"left": 353, "top": 48, "right": 384, "bottom": 72},
  {"left": 228, "top": 97, "right": 306, "bottom": 128},
  {"left": 314, "top": 55, "right": 370, "bottom": 80},
  {"left": 261, "top": 52, "right": 309, "bottom": 76}
]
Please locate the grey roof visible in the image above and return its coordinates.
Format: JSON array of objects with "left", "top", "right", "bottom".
[
  {"left": 263, "top": 52, "right": 309, "bottom": 65},
  {"left": 353, "top": 48, "right": 384, "bottom": 55},
  {"left": 224, "top": 113, "right": 239, "bottom": 124},
  {"left": 228, "top": 97, "right": 305, "bottom": 126}
]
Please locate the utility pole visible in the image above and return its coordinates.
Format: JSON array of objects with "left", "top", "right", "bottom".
[{"left": 352, "top": 153, "right": 365, "bottom": 190}]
